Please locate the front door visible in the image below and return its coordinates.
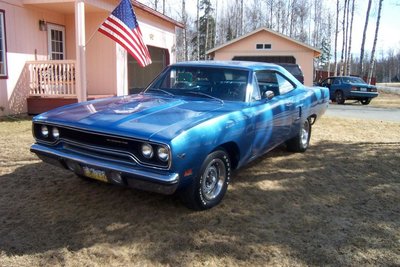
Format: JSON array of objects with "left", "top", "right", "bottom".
[
  {"left": 250, "top": 70, "right": 296, "bottom": 157},
  {"left": 47, "top": 24, "right": 65, "bottom": 60}
]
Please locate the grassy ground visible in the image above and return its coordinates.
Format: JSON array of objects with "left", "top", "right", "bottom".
[
  {"left": 0, "top": 117, "right": 399, "bottom": 266},
  {"left": 370, "top": 92, "right": 400, "bottom": 108},
  {"left": 326, "top": 92, "right": 400, "bottom": 108}
]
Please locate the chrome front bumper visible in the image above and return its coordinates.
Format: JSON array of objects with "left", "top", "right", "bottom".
[{"left": 30, "top": 143, "right": 180, "bottom": 195}]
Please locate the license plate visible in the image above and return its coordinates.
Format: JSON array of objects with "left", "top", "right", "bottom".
[
  {"left": 82, "top": 166, "right": 108, "bottom": 182},
  {"left": 360, "top": 88, "right": 367, "bottom": 92}
]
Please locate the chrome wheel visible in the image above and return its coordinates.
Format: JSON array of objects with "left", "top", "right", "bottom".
[
  {"left": 201, "top": 158, "right": 226, "bottom": 201},
  {"left": 301, "top": 120, "right": 310, "bottom": 148}
]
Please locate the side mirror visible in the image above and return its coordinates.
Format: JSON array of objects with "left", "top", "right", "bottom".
[{"left": 264, "top": 90, "right": 274, "bottom": 100}]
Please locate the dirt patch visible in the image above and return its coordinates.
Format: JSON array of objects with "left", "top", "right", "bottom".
[{"left": 0, "top": 117, "right": 399, "bottom": 266}]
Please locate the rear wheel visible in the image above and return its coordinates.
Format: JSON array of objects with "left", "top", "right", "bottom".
[
  {"left": 335, "top": 90, "right": 345, "bottom": 104},
  {"left": 179, "top": 149, "right": 231, "bottom": 210},
  {"left": 286, "top": 119, "right": 311, "bottom": 153},
  {"left": 360, "top": 98, "right": 371, "bottom": 105}
]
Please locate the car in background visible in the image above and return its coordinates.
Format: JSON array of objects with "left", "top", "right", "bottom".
[
  {"left": 30, "top": 61, "right": 329, "bottom": 210},
  {"left": 319, "top": 76, "right": 378, "bottom": 105},
  {"left": 277, "top": 63, "right": 304, "bottom": 84}
]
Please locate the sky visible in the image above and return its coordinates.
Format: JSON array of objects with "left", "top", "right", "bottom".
[
  {"left": 141, "top": 0, "right": 400, "bottom": 56},
  {"left": 338, "top": 0, "right": 400, "bottom": 56}
]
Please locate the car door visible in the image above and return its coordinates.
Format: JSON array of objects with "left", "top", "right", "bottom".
[{"left": 249, "top": 70, "right": 296, "bottom": 157}]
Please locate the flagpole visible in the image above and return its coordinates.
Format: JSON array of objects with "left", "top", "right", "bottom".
[{"left": 84, "top": 28, "right": 98, "bottom": 47}]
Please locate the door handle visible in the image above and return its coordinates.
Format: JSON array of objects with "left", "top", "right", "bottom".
[{"left": 285, "top": 102, "right": 294, "bottom": 107}]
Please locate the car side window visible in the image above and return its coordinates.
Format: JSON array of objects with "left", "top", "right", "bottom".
[
  {"left": 276, "top": 73, "right": 295, "bottom": 95},
  {"left": 255, "top": 70, "right": 279, "bottom": 98},
  {"left": 251, "top": 73, "right": 261, "bottom": 101},
  {"left": 333, "top": 78, "right": 340, "bottom": 85}
]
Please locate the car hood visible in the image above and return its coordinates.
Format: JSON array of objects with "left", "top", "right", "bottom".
[{"left": 34, "top": 94, "right": 236, "bottom": 142}]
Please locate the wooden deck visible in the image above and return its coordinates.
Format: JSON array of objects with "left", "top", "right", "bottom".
[{"left": 27, "top": 95, "right": 115, "bottom": 115}]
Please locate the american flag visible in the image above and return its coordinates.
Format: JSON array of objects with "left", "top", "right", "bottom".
[{"left": 98, "top": 0, "right": 152, "bottom": 67}]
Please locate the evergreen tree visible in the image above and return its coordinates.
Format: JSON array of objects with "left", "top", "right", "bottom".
[{"left": 191, "top": 0, "right": 216, "bottom": 60}]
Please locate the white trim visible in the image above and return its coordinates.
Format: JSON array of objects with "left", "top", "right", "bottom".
[
  {"left": 47, "top": 23, "right": 66, "bottom": 60},
  {"left": 0, "top": 11, "right": 7, "bottom": 77}
]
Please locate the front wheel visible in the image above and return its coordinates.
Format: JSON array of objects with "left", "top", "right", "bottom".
[
  {"left": 360, "top": 98, "right": 371, "bottom": 105},
  {"left": 179, "top": 149, "right": 231, "bottom": 210},
  {"left": 286, "top": 119, "right": 311, "bottom": 153},
  {"left": 335, "top": 90, "right": 345, "bottom": 104}
]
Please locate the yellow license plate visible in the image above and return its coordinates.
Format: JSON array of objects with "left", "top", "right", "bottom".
[{"left": 82, "top": 166, "right": 108, "bottom": 182}]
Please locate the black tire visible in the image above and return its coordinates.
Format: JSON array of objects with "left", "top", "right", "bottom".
[
  {"left": 286, "top": 119, "right": 311, "bottom": 153},
  {"left": 360, "top": 98, "right": 371, "bottom": 105},
  {"left": 335, "top": 90, "right": 345, "bottom": 104},
  {"left": 179, "top": 149, "right": 231, "bottom": 210}
]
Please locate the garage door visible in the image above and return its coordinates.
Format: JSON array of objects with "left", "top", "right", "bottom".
[
  {"left": 232, "top": 56, "right": 296, "bottom": 64},
  {"left": 128, "top": 46, "right": 169, "bottom": 94}
]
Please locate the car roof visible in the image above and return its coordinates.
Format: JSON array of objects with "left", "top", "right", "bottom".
[
  {"left": 325, "top": 76, "right": 361, "bottom": 79},
  {"left": 172, "top": 60, "right": 285, "bottom": 72}
]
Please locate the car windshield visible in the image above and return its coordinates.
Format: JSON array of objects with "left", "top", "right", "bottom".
[
  {"left": 343, "top": 77, "right": 367, "bottom": 84},
  {"left": 147, "top": 66, "right": 249, "bottom": 102}
]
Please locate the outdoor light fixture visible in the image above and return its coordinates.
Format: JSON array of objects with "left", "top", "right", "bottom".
[{"left": 39, "top": 20, "right": 47, "bottom": 31}]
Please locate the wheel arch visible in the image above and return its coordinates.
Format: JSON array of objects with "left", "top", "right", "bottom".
[{"left": 216, "top": 141, "right": 240, "bottom": 170}]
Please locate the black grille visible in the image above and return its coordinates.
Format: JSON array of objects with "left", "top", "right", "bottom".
[{"left": 33, "top": 123, "right": 169, "bottom": 169}]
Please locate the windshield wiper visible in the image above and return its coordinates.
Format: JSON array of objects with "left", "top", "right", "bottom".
[
  {"left": 146, "top": 88, "right": 175, "bottom": 97},
  {"left": 186, "top": 91, "right": 224, "bottom": 104}
]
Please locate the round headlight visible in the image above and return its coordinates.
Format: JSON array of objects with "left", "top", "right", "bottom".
[
  {"left": 141, "top": 143, "right": 154, "bottom": 159},
  {"left": 52, "top": 127, "right": 60, "bottom": 139},
  {"left": 41, "top": 125, "right": 49, "bottom": 138},
  {"left": 157, "top": 146, "right": 170, "bottom": 162}
]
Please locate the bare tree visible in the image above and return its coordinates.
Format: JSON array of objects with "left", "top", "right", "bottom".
[
  {"left": 368, "top": 0, "right": 384, "bottom": 83},
  {"left": 339, "top": 0, "right": 347, "bottom": 75},
  {"left": 196, "top": 0, "right": 200, "bottom": 60},
  {"left": 359, "top": 0, "right": 372, "bottom": 76},
  {"left": 182, "top": 0, "right": 188, "bottom": 61},
  {"left": 333, "top": 0, "right": 340, "bottom": 76},
  {"left": 343, "top": 0, "right": 350, "bottom": 75},
  {"left": 344, "top": 0, "right": 355, "bottom": 75}
]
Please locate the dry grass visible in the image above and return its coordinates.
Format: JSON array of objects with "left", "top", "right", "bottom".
[
  {"left": 0, "top": 117, "right": 399, "bottom": 266},
  {"left": 370, "top": 93, "right": 400, "bottom": 108}
]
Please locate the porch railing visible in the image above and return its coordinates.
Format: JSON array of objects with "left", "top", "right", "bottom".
[{"left": 27, "top": 60, "right": 76, "bottom": 97}]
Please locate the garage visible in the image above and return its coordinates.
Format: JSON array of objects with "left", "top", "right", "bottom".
[
  {"left": 232, "top": 56, "right": 296, "bottom": 64},
  {"left": 128, "top": 46, "right": 169, "bottom": 93},
  {"left": 207, "top": 27, "right": 321, "bottom": 86}
]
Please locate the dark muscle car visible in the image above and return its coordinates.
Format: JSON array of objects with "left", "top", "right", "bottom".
[{"left": 319, "top": 76, "right": 378, "bottom": 105}]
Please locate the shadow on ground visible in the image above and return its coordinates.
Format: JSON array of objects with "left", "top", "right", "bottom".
[{"left": 0, "top": 141, "right": 399, "bottom": 265}]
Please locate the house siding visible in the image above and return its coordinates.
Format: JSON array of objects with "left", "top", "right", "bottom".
[{"left": 0, "top": 1, "right": 66, "bottom": 115}]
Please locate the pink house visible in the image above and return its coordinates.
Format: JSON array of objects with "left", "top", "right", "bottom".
[{"left": 0, "top": 0, "right": 183, "bottom": 116}]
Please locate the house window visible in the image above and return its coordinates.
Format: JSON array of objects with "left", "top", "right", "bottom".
[
  {"left": 255, "top": 43, "right": 272, "bottom": 50},
  {"left": 256, "top": 44, "right": 263, "bottom": 50},
  {"left": 0, "top": 10, "right": 7, "bottom": 78},
  {"left": 47, "top": 24, "right": 65, "bottom": 60}
]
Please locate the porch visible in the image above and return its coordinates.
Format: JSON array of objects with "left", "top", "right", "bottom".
[
  {"left": 26, "top": 60, "right": 113, "bottom": 114},
  {"left": 2, "top": 0, "right": 181, "bottom": 116}
]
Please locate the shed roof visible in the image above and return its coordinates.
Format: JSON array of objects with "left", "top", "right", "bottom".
[{"left": 206, "top": 27, "right": 321, "bottom": 57}]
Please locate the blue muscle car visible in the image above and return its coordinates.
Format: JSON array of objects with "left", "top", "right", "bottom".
[{"left": 31, "top": 61, "right": 329, "bottom": 210}]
